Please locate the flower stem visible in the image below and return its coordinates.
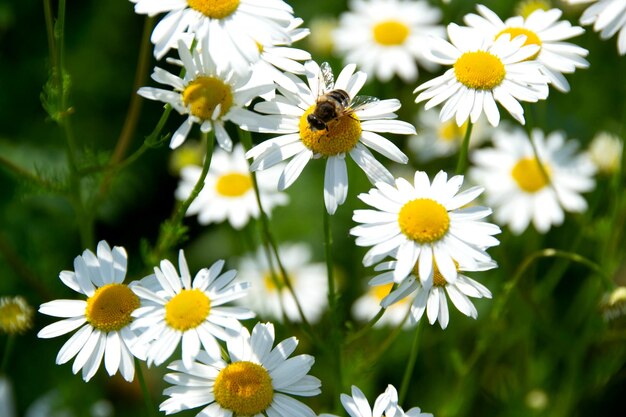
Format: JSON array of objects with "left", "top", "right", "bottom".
[
  {"left": 0, "top": 335, "right": 15, "bottom": 375},
  {"left": 398, "top": 321, "right": 421, "bottom": 406},
  {"left": 455, "top": 120, "right": 474, "bottom": 174},
  {"left": 134, "top": 358, "right": 156, "bottom": 417}
]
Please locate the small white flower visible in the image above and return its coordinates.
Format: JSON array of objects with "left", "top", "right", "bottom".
[
  {"left": 470, "top": 127, "right": 596, "bottom": 234},
  {"left": 566, "top": 0, "right": 626, "bottom": 55},
  {"left": 464, "top": 4, "right": 589, "bottom": 92},
  {"left": 236, "top": 243, "right": 328, "bottom": 323},
  {"left": 37, "top": 241, "right": 144, "bottom": 382},
  {"left": 414, "top": 23, "right": 550, "bottom": 126},
  {"left": 588, "top": 131, "right": 623, "bottom": 174},
  {"left": 137, "top": 39, "right": 273, "bottom": 150},
  {"left": 160, "top": 322, "right": 321, "bottom": 417},
  {"left": 131, "top": 250, "right": 254, "bottom": 368},
  {"left": 176, "top": 144, "right": 288, "bottom": 229},
  {"left": 246, "top": 60, "right": 415, "bottom": 215},
  {"left": 333, "top": 0, "right": 445, "bottom": 82},
  {"left": 351, "top": 170, "right": 500, "bottom": 285}
]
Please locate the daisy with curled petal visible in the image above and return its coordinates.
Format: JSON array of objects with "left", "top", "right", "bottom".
[
  {"left": 414, "top": 23, "right": 550, "bottom": 127},
  {"left": 159, "top": 322, "right": 321, "bottom": 417},
  {"left": 131, "top": 250, "right": 254, "bottom": 368},
  {"left": 566, "top": 0, "right": 626, "bottom": 55},
  {"left": 137, "top": 39, "right": 273, "bottom": 150},
  {"left": 175, "top": 143, "right": 288, "bottom": 229},
  {"left": 246, "top": 60, "right": 416, "bottom": 215},
  {"left": 464, "top": 4, "right": 589, "bottom": 92},
  {"left": 350, "top": 170, "right": 501, "bottom": 284},
  {"left": 332, "top": 0, "right": 445, "bottom": 83},
  {"left": 469, "top": 127, "right": 596, "bottom": 234},
  {"left": 129, "top": 0, "right": 295, "bottom": 69},
  {"left": 37, "top": 241, "right": 144, "bottom": 382},
  {"left": 373, "top": 258, "right": 494, "bottom": 329}
]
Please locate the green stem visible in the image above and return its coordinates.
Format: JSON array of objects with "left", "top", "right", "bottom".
[
  {"left": 345, "top": 307, "right": 386, "bottom": 344},
  {"left": 0, "top": 155, "right": 61, "bottom": 191},
  {"left": 1, "top": 335, "right": 15, "bottom": 375},
  {"left": 399, "top": 321, "right": 422, "bottom": 405},
  {"left": 43, "top": 0, "right": 56, "bottom": 70},
  {"left": 134, "top": 358, "right": 156, "bottom": 417},
  {"left": 455, "top": 120, "right": 474, "bottom": 174}
]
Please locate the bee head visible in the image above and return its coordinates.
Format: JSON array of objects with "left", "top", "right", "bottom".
[{"left": 307, "top": 114, "right": 327, "bottom": 132}]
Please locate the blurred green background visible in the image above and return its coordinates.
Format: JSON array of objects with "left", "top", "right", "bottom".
[{"left": 1, "top": 0, "right": 625, "bottom": 416}]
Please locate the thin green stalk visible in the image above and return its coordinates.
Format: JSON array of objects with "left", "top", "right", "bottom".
[
  {"left": 0, "top": 155, "right": 61, "bottom": 192},
  {"left": 134, "top": 358, "right": 156, "bottom": 417},
  {"left": 399, "top": 321, "right": 422, "bottom": 405},
  {"left": 43, "top": 0, "right": 56, "bottom": 70},
  {"left": 1, "top": 335, "right": 15, "bottom": 375},
  {"left": 345, "top": 307, "right": 386, "bottom": 344},
  {"left": 455, "top": 121, "right": 474, "bottom": 174}
]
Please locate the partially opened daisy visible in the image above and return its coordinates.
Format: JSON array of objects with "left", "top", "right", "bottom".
[
  {"left": 414, "top": 23, "right": 549, "bottom": 126},
  {"left": 246, "top": 60, "right": 415, "bottom": 215},
  {"left": 0, "top": 296, "right": 34, "bottom": 335},
  {"left": 131, "top": 251, "right": 254, "bottom": 368},
  {"left": 332, "top": 0, "right": 445, "bottom": 83},
  {"left": 37, "top": 241, "right": 144, "bottom": 382},
  {"left": 464, "top": 4, "right": 589, "bottom": 92},
  {"left": 469, "top": 127, "right": 596, "bottom": 234},
  {"left": 160, "top": 322, "right": 321, "bottom": 417},
  {"left": 350, "top": 170, "right": 501, "bottom": 283},
  {"left": 176, "top": 143, "right": 288, "bottom": 229},
  {"left": 137, "top": 39, "right": 273, "bottom": 150},
  {"left": 373, "top": 258, "right": 495, "bottom": 329},
  {"left": 130, "top": 0, "right": 295, "bottom": 68},
  {"left": 235, "top": 243, "right": 328, "bottom": 323},
  {"left": 566, "top": 0, "right": 626, "bottom": 55}
]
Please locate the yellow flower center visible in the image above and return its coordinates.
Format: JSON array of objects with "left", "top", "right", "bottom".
[
  {"left": 299, "top": 105, "right": 362, "bottom": 156},
  {"left": 187, "top": 0, "right": 240, "bottom": 18},
  {"left": 0, "top": 296, "right": 34, "bottom": 334},
  {"left": 412, "top": 259, "right": 459, "bottom": 287},
  {"left": 164, "top": 289, "right": 211, "bottom": 331},
  {"left": 398, "top": 198, "right": 450, "bottom": 243},
  {"left": 438, "top": 120, "right": 470, "bottom": 143},
  {"left": 169, "top": 141, "right": 205, "bottom": 174},
  {"left": 214, "top": 361, "right": 274, "bottom": 415},
  {"left": 511, "top": 157, "right": 551, "bottom": 193},
  {"left": 496, "top": 27, "right": 542, "bottom": 60},
  {"left": 263, "top": 272, "right": 285, "bottom": 292},
  {"left": 454, "top": 51, "right": 506, "bottom": 90},
  {"left": 373, "top": 283, "right": 394, "bottom": 301},
  {"left": 182, "top": 76, "right": 233, "bottom": 121},
  {"left": 515, "top": 0, "right": 551, "bottom": 19},
  {"left": 85, "top": 284, "right": 140, "bottom": 332},
  {"left": 215, "top": 172, "right": 253, "bottom": 197},
  {"left": 372, "top": 20, "right": 410, "bottom": 46}
]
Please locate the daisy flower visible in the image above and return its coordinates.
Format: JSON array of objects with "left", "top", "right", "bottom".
[
  {"left": 566, "top": 0, "right": 626, "bottom": 55},
  {"left": 130, "top": 0, "right": 295, "bottom": 68},
  {"left": 588, "top": 131, "right": 623, "bottom": 175},
  {"left": 414, "top": 23, "right": 550, "bottom": 127},
  {"left": 408, "top": 107, "right": 492, "bottom": 162},
  {"left": 469, "top": 127, "right": 596, "bottom": 234},
  {"left": 332, "top": 0, "right": 445, "bottom": 83},
  {"left": 37, "top": 241, "right": 144, "bottom": 382},
  {"left": 246, "top": 60, "right": 416, "bottom": 215},
  {"left": 373, "top": 258, "right": 495, "bottom": 329},
  {"left": 0, "top": 296, "right": 34, "bottom": 335},
  {"left": 159, "top": 322, "right": 321, "bottom": 417},
  {"left": 350, "top": 170, "right": 501, "bottom": 284},
  {"left": 464, "top": 4, "right": 589, "bottom": 92},
  {"left": 137, "top": 39, "right": 273, "bottom": 150},
  {"left": 352, "top": 281, "right": 412, "bottom": 329},
  {"left": 131, "top": 251, "right": 254, "bottom": 368},
  {"left": 235, "top": 243, "right": 328, "bottom": 323},
  {"left": 175, "top": 143, "right": 288, "bottom": 229}
]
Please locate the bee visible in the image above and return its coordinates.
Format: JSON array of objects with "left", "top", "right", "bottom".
[{"left": 307, "top": 62, "right": 379, "bottom": 132}]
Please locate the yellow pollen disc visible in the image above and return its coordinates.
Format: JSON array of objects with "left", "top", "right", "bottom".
[
  {"left": 187, "top": 0, "right": 240, "bottom": 19},
  {"left": 165, "top": 289, "right": 210, "bottom": 331},
  {"left": 398, "top": 198, "right": 450, "bottom": 244},
  {"left": 496, "top": 27, "right": 542, "bottom": 60},
  {"left": 373, "top": 283, "right": 394, "bottom": 301},
  {"left": 182, "top": 76, "right": 233, "bottom": 121},
  {"left": 372, "top": 20, "right": 410, "bottom": 46},
  {"left": 454, "top": 51, "right": 506, "bottom": 90},
  {"left": 511, "top": 157, "right": 551, "bottom": 193},
  {"left": 299, "top": 105, "right": 362, "bottom": 156},
  {"left": 214, "top": 361, "right": 274, "bottom": 415},
  {"left": 438, "top": 120, "right": 470, "bottom": 143},
  {"left": 215, "top": 172, "right": 252, "bottom": 197},
  {"left": 85, "top": 284, "right": 140, "bottom": 332},
  {"left": 0, "top": 296, "right": 34, "bottom": 334},
  {"left": 515, "top": 0, "right": 551, "bottom": 19},
  {"left": 263, "top": 272, "right": 285, "bottom": 292},
  {"left": 412, "top": 259, "right": 459, "bottom": 287}
]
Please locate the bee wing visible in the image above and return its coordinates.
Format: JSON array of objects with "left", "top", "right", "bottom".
[
  {"left": 347, "top": 95, "right": 380, "bottom": 112},
  {"left": 319, "top": 62, "right": 335, "bottom": 94}
]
